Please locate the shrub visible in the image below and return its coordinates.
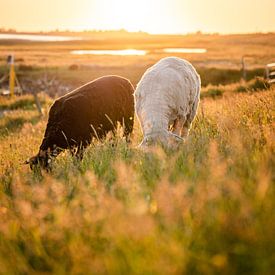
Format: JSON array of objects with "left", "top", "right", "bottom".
[
  {"left": 69, "top": 64, "right": 79, "bottom": 70},
  {"left": 248, "top": 77, "right": 270, "bottom": 91},
  {"left": 235, "top": 85, "right": 248, "bottom": 93},
  {"left": 18, "top": 64, "right": 35, "bottom": 71},
  {"left": 201, "top": 88, "right": 224, "bottom": 99}
]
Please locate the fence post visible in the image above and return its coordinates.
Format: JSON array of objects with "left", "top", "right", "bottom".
[
  {"left": 7, "top": 55, "right": 15, "bottom": 97},
  {"left": 265, "top": 66, "right": 270, "bottom": 81},
  {"left": 266, "top": 63, "right": 275, "bottom": 84},
  {"left": 241, "top": 56, "right": 246, "bottom": 81},
  {"left": 33, "top": 93, "right": 42, "bottom": 115}
]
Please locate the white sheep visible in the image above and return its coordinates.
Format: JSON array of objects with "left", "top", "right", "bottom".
[{"left": 134, "top": 57, "right": 201, "bottom": 147}]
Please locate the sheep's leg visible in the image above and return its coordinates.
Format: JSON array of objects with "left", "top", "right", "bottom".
[
  {"left": 123, "top": 118, "right": 134, "bottom": 142},
  {"left": 172, "top": 116, "right": 185, "bottom": 136},
  {"left": 182, "top": 98, "right": 200, "bottom": 138},
  {"left": 181, "top": 121, "right": 191, "bottom": 139}
]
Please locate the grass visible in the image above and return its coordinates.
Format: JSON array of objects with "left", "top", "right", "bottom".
[
  {"left": 0, "top": 94, "right": 50, "bottom": 111},
  {"left": 200, "top": 77, "right": 271, "bottom": 98},
  {"left": 1, "top": 65, "right": 266, "bottom": 90},
  {"left": 198, "top": 67, "right": 265, "bottom": 86},
  {"left": 0, "top": 84, "right": 274, "bottom": 274},
  {"left": 235, "top": 77, "right": 271, "bottom": 94},
  {"left": 200, "top": 87, "right": 224, "bottom": 99},
  {"left": 0, "top": 94, "right": 50, "bottom": 137},
  {"left": 248, "top": 77, "right": 271, "bottom": 91}
]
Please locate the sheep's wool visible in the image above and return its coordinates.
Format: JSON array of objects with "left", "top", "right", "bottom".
[{"left": 134, "top": 57, "right": 201, "bottom": 147}]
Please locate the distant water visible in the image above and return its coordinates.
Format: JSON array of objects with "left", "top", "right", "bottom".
[
  {"left": 0, "top": 33, "right": 82, "bottom": 42},
  {"left": 71, "top": 48, "right": 207, "bottom": 56},
  {"left": 163, "top": 48, "right": 207, "bottom": 53},
  {"left": 71, "top": 49, "right": 147, "bottom": 56}
]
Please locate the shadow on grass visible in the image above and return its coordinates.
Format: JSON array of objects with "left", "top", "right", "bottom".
[
  {"left": 0, "top": 115, "right": 41, "bottom": 137},
  {"left": 0, "top": 98, "right": 45, "bottom": 111}
]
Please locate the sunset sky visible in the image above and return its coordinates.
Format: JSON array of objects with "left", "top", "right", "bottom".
[{"left": 0, "top": 0, "right": 274, "bottom": 34}]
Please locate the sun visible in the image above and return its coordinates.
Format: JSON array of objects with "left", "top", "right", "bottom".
[
  {"left": 83, "top": 0, "right": 192, "bottom": 34},
  {"left": 93, "top": 0, "right": 162, "bottom": 33}
]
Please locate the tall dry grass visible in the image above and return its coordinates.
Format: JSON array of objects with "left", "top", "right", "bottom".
[{"left": 0, "top": 87, "right": 274, "bottom": 274}]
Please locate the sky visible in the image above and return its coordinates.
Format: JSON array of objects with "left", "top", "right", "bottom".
[{"left": 0, "top": 0, "right": 274, "bottom": 34}]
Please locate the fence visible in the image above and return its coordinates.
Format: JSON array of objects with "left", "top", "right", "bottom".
[{"left": 265, "top": 63, "right": 275, "bottom": 84}]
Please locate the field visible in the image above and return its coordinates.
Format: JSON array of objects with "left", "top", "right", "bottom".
[
  {"left": 0, "top": 32, "right": 275, "bottom": 274},
  {"left": 1, "top": 32, "right": 275, "bottom": 90}
]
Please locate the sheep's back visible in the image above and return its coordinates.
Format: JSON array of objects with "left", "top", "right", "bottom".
[
  {"left": 41, "top": 75, "right": 134, "bottom": 149},
  {"left": 134, "top": 57, "right": 200, "bottom": 127}
]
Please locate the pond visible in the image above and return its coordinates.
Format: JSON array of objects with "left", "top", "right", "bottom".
[
  {"left": 70, "top": 48, "right": 207, "bottom": 56},
  {"left": 71, "top": 49, "right": 147, "bottom": 56},
  {"left": 163, "top": 48, "right": 207, "bottom": 53}
]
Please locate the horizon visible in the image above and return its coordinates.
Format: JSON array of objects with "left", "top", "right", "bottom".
[
  {"left": 1, "top": 28, "right": 274, "bottom": 36},
  {"left": 1, "top": 0, "right": 275, "bottom": 35}
]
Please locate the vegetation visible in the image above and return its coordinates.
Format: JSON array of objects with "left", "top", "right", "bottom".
[
  {"left": 0, "top": 83, "right": 274, "bottom": 274},
  {"left": 200, "top": 87, "right": 224, "bottom": 99},
  {"left": 0, "top": 94, "right": 49, "bottom": 111},
  {"left": 1, "top": 32, "right": 274, "bottom": 90},
  {"left": 248, "top": 77, "right": 270, "bottom": 91}
]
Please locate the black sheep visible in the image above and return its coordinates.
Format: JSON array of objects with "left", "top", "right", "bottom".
[{"left": 26, "top": 75, "right": 134, "bottom": 169}]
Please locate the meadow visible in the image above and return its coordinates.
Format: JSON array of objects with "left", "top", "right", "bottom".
[
  {"left": 0, "top": 32, "right": 275, "bottom": 274},
  {"left": 1, "top": 32, "right": 275, "bottom": 90},
  {"left": 0, "top": 81, "right": 274, "bottom": 274}
]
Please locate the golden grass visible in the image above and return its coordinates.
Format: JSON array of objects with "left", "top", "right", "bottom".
[{"left": 0, "top": 86, "right": 274, "bottom": 274}]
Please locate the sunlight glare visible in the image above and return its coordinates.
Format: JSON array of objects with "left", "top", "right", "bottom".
[{"left": 93, "top": 0, "right": 169, "bottom": 33}]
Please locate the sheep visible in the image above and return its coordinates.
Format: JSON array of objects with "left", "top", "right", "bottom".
[
  {"left": 134, "top": 57, "right": 200, "bottom": 148},
  {"left": 26, "top": 75, "right": 134, "bottom": 169}
]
